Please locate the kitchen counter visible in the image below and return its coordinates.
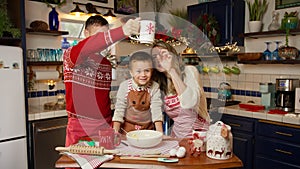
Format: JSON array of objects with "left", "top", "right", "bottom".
[
  {"left": 28, "top": 105, "right": 67, "bottom": 121},
  {"left": 27, "top": 103, "right": 300, "bottom": 126},
  {"left": 218, "top": 105, "right": 300, "bottom": 126},
  {"left": 55, "top": 138, "right": 243, "bottom": 169}
]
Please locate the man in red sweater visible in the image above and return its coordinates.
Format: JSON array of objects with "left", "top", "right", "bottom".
[{"left": 63, "top": 15, "right": 140, "bottom": 146}]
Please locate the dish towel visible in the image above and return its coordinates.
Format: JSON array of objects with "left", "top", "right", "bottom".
[
  {"left": 61, "top": 141, "right": 114, "bottom": 169},
  {"left": 62, "top": 152, "right": 113, "bottom": 169}
]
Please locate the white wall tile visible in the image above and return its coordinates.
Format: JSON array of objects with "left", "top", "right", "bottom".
[
  {"left": 245, "top": 74, "right": 254, "bottom": 82},
  {"left": 252, "top": 74, "right": 262, "bottom": 83},
  {"left": 261, "top": 74, "right": 271, "bottom": 82},
  {"left": 238, "top": 74, "right": 246, "bottom": 82},
  {"left": 244, "top": 82, "right": 252, "bottom": 90},
  {"left": 237, "top": 82, "right": 245, "bottom": 90},
  {"left": 230, "top": 74, "right": 239, "bottom": 81}
]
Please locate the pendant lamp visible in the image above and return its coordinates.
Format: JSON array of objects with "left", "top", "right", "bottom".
[
  {"left": 103, "top": 9, "right": 116, "bottom": 18},
  {"left": 70, "top": 4, "right": 85, "bottom": 17},
  {"left": 86, "top": 3, "right": 101, "bottom": 16},
  {"left": 103, "top": 9, "right": 116, "bottom": 22}
]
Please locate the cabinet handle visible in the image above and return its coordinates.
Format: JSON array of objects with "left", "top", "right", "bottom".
[
  {"left": 228, "top": 123, "right": 241, "bottom": 127},
  {"left": 275, "top": 149, "right": 292, "bottom": 155},
  {"left": 275, "top": 131, "right": 293, "bottom": 137},
  {"left": 36, "top": 125, "right": 67, "bottom": 133}
]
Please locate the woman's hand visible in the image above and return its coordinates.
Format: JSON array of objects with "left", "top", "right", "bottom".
[{"left": 156, "top": 48, "right": 173, "bottom": 73}]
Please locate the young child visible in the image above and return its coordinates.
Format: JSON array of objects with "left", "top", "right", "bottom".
[{"left": 113, "top": 51, "right": 163, "bottom": 134}]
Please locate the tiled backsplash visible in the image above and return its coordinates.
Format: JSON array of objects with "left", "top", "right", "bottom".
[
  {"left": 27, "top": 65, "right": 300, "bottom": 113},
  {"left": 201, "top": 71, "right": 300, "bottom": 104}
]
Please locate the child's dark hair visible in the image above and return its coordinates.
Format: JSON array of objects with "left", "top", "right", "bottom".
[
  {"left": 85, "top": 15, "right": 108, "bottom": 29},
  {"left": 129, "top": 51, "right": 154, "bottom": 70}
]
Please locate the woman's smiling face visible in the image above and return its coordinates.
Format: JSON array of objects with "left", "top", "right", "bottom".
[{"left": 130, "top": 60, "right": 153, "bottom": 86}]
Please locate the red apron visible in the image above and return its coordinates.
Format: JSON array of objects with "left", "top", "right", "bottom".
[
  {"left": 65, "top": 114, "right": 111, "bottom": 146},
  {"left": 164, "top": 94, "right": 209, "bottom": 138}
]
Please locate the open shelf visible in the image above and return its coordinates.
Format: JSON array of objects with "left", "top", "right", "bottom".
[
  {"left": 237, "top": 60, "right": 300, "bottom": 64},
  {"left": 27, "top": 61, "right": 63, "bottom": 66},
  {"left": 242, "top": 28, "right": 300, "bottom": 38},
  {"left": 199, "top": 54, "right": 238, "bottom": 61},
  {"left": 26, "top": 28, "right": 69, "bottom": 36}
]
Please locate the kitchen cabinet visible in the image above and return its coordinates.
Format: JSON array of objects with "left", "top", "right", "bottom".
[
  {"left": 187, "top": 0, "right": 245, "bottom": 46},
  {"left": 255, "top": 120, "right": 300, "bottom": 169},
  {"left": 220, "top": 114, "right": 255, "bottom": 169}
]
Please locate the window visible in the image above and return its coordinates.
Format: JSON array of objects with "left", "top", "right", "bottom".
[{"left": 60, "top": 20, "right": 85, "bottom": 38}]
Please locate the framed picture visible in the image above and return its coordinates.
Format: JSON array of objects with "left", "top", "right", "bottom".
[
  {"left": 114, "top": 0, "right": 139, "bottom": 15},
  {"left": 275, "top": 0, "right": 300, "bottom": 9},
  {"left": 89, "top": 0, "right": 108, "bottom": 3}
]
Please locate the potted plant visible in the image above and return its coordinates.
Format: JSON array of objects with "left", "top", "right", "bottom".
[
  {"left": 281, "top": 11, "right": 299, "bottom": 30},
  {"left": 0, "top": 0, "right": 21, "bottom": 38},
  {"left": 277, "top": 12, "right": 299, "bottom": 60},
  {"left": 246, "top": 0, "right": 268, "bottom": 32}
]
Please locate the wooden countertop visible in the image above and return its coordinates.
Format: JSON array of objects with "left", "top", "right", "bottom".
[{"left": 55, "top": 139, "right": 243, "bottom": 169}]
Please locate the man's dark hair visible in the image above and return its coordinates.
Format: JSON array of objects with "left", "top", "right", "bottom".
[{"left": 85, "top": 15, "right": 108, "bottom": 29}]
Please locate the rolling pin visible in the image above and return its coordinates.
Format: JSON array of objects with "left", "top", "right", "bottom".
[{"left": 55, "top": 145, "right": 119, "bottom": 155}]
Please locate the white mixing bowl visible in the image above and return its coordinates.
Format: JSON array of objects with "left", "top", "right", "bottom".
[{"left": 126, "top": 130, "right": 163, "bottom": 148}]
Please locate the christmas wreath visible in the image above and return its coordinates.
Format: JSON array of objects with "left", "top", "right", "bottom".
[{"left": 196, "top": 13, "right": 220, "bottom": 46}]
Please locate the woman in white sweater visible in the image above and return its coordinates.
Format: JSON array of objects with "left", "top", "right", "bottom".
[{"left": 151, "top": 41, "right": 210, "bottom": 138}]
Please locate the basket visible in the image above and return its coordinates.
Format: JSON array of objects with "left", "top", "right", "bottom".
[{"left": 237, "top": 53, "right": 262, "bottom": 61}]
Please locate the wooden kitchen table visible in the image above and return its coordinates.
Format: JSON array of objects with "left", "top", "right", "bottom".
[{"left": 55, "top": 138, "right": 243, "bottom": 169}]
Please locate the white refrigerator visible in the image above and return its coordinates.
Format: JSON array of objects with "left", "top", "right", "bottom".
[{"left": 0, "top": 45, "right": 28, "bottom": 169}]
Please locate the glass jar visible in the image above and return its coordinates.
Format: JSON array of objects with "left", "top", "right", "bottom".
[{"left": 268, "top": 11, "right": 280, "bottom": 31}]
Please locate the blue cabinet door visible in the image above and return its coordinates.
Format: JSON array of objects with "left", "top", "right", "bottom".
[
  {"left": 208, "top": 0, "right": 232, "bottom": 46},
  {"left": 188, "top": 0, "right": 245, "bottom": 46},
  {"left": 255, "top": 156, "right": 300, "bottom": 169},
  {"left": 233, "top": 132, "right": 254, "bottom": 169},
  {"left": 221, "top": 114, "right": 254, "bottom": 169},
  {"left": 188, "top": 3, "right": 208, "bottom": 25}
]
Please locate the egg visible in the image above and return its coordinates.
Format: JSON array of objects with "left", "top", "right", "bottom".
[
  {"left": 169, "top": 148, "right": 177, "bottom": 156},
  {"left": 176, "top": 146, "right": 186, "bottom": 158},
  {"left": 178, "top": 146, "right": 186, "bottom": 152}
]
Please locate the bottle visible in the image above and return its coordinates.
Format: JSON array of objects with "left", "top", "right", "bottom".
[
  {"left": 49, "top": 7, "right": 59, "bottom": 31},
  {"left": 60, "top": 38, "right": 70, "bottom": 61},
  {"left": 61, "top": 37, "right": 70, "bottom": 52}
]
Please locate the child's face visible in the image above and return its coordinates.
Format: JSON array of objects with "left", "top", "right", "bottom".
[{"left": 130, "top": 60, "right": 152, "bottom": 86}]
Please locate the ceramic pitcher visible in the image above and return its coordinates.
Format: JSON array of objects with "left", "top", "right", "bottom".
[{"left": 206, "top": 121, "right": 233, "bottom": 160}]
